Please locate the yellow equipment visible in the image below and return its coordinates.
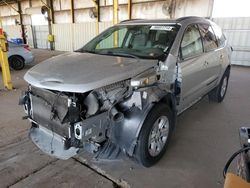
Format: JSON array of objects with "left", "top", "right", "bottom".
[
  {"left": 113, "top": 0, "right": 118, "bottom": 47},
  {"left": 0, "top": 28, "right": 13, "bottom": 90},
  {"left": 224, "top": 173, "right": 250, "bottom": 188}
]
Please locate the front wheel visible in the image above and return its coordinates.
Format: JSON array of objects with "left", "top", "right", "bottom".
[{"left": 135, "top": 103, "right": 174, "bottom": 167}]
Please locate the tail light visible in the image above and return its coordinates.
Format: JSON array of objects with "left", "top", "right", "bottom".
[{"left": 24, "top": 45, "right": 30, "bottom": 51}]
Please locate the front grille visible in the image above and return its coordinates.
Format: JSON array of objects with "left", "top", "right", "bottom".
[{"left": 30, "top": 87, "right": 70, "bottom": 138}]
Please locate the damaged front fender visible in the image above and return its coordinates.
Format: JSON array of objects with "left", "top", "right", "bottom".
[
  {"left": 110, "top": 88, "right": 176, "bottom": 157},
  {"left": 110, "top": 103, "right": 154, "bottom": 156}
]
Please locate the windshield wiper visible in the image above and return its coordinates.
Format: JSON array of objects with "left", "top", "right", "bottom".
[
  {"left": 75, "top": 49, "right": 94, "bottom": 53},
  {"left": 102, "top": 51, "right": 139, "bottom": 59}
]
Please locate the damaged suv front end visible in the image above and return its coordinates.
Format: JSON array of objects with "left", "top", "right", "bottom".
[
  {"left": 21, "top": 22, "right": 180, "bottom": 166},
  {"left": 22, "top": 79, "right": 134, "bottom": 159}
]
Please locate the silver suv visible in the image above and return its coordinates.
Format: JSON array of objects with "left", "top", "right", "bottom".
[{"left": 20, "top": 17, "right": 231, "bottom": 167}]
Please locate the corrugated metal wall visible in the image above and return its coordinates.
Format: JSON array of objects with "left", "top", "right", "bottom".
[
  {"left": 1, "top": 0, "right": 214, "bottom": 52},
  {"left": 0, "top": 0, "right": 213, "bottom": 25},
  {"left": 52, "top": 24, "right": 73, "bottom": 51},
  {"left": 99, "top": 22, "right": 113, "bottom": 33},
  {"left": 33, "top": 25, "right": 49, "bottom": 49},
  {"left": 52, "top": 21, "right": 112, "bottom": 51},
  {"left": 25, "top": 25, "right": 34, "bottom": 48},
  {"left": 51, "top": 0, "right": 212, "bottom": 23},
  {"left": 73, "top": 23, "right": 96, "bottom": 50},
  {"left": 2, "top": 21, "right": 112, "bottom": 51},
  {"left": 213, "top": 17, "right": 250, "bottom": 66}
]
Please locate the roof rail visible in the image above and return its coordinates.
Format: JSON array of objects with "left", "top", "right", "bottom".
[
  {"left": 176, "top": 16, "right": 203, "bottom": 22},
  {"left": 119, "top": 19, "right": 145, "bottom": 23}
]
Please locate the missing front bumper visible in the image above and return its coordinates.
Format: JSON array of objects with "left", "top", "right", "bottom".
[{"left": 30, "top": 124, "right": 79, "bottom": 160}]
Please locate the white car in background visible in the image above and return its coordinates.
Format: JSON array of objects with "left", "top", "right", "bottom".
[{"left": 8, "top": 41, "right": 34, "bottom": 70}]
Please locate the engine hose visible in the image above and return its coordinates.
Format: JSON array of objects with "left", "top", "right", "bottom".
[
  {"left": 223, "top": 146, "right": 250, "bottom": 178},
  {"left": 107, "top": 88, "right": 131, "bottom": 121}
]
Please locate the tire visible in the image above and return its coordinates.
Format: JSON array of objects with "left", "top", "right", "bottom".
[
  {"left": 135, "top": 103, "right": 174, "bottom": 167},
  {"left": 9, "top": 56, "right": 25, "bottom": 70},
  {"left": 208, "top": 69, "right": 230, "bottom": 103}
]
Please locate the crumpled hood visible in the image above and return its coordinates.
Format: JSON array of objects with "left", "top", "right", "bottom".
[{"left": 24, "top": 52, "right": 157, "bottom": 92}]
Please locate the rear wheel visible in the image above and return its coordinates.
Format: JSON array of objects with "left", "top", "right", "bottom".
[
  {"left": 135, "top": 103, "right": 174, "bottom": 167},
  {"left": 9, "top": 56, "right": 25, "bottom": 70},
  {"left": 208, "top": 69, "right": 230, "bottom": 103}
]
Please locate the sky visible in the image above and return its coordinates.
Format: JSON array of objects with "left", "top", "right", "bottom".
[{"left": 212, "top": 0, "right": 250, "bottom": 17}]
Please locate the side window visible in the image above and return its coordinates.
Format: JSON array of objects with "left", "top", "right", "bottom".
[
  {"left": 180, "top": 25, "right": 203, "bottom": 60},
  {"left": 210, "top": 22, "right": 226, "bottom": 47},
  {"left": 198, "top": 24, "right": 218, "bottom": 52}
]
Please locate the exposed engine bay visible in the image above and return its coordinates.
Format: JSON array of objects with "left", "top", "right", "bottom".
[{"left": 21, "top": 79, "right": 162, "bottom": 159}]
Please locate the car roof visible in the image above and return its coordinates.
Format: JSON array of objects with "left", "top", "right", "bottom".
[{"left": 119, "top": 16, "right": 210, "bottom": 25}]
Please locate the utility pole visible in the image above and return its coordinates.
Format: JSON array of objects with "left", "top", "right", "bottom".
[
  {"left": 113, "top": 0, "right": 119, "bottom": 47},
  {"left": 128, "top": 0, "right": 132, "bottom": 20},
  {"left": 17, "top": 1, "right": 27, "bottom": 44},
  {"left": 92, "top": 0, "right": 100, "bottom": 35}
]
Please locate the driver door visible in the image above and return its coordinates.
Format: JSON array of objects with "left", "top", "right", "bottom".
[{"left": 178, "top": 24, "right": 207, "bottom": 111}]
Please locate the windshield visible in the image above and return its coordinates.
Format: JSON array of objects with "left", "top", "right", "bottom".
[{"left": 79, "top": 24, "right": 179, "bottom": 59}]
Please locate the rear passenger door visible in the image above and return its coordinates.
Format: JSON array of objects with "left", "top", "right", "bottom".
[
  {"left": 198, "top": 24, "right": 221, "bottom": 91},
  {"left": 178, "top": 25, "right": 207, "bottom": 110}
]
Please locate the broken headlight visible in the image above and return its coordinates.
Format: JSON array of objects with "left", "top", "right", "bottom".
[{"left": 130, "top": 69, "right": 157, "bottom": 88}]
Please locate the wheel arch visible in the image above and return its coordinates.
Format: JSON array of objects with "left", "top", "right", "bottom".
[
  {"left": 136, "top": 91, "right": 177, "bottom": 138},
  {"left": 158, "top": 92, "right": 177, "bottom": 114},
  {"left": 225, "top": 64, "right": 231, "bottom": 74},
  {"left": 110, "top": 90, "right": 177, "bottom": 157},
  {"left": 216, "top": 64, "right": 231, "bottom": 87},
  {"left": 158, "top": 92, "right": 177, "bottom": 130},
  {"left": 8, "top": 54, "right": 25, "bottom": 62}
]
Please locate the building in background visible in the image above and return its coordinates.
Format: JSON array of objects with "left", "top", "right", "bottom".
[{"left": 1, "top": 0, "right": 249, "bottom": 66}]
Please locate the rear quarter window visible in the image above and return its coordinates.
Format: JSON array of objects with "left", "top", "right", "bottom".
[
  {"left": 198, "top": 24, "right": 218, "bottom": 52},
  {"left": 210, "top": 22, "right": 226, "bottom": 47}
]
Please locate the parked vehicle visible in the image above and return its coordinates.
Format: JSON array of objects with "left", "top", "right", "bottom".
[
  {"left": 20, "top": 16, "right": 231, "bottom": 167},
  {"left": 8, "top": 41, "right": 34, "bottom": 70}
]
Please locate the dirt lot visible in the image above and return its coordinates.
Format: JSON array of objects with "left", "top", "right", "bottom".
[{"left": 0, "top": 49, "right": 250, "bottom": 188}]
